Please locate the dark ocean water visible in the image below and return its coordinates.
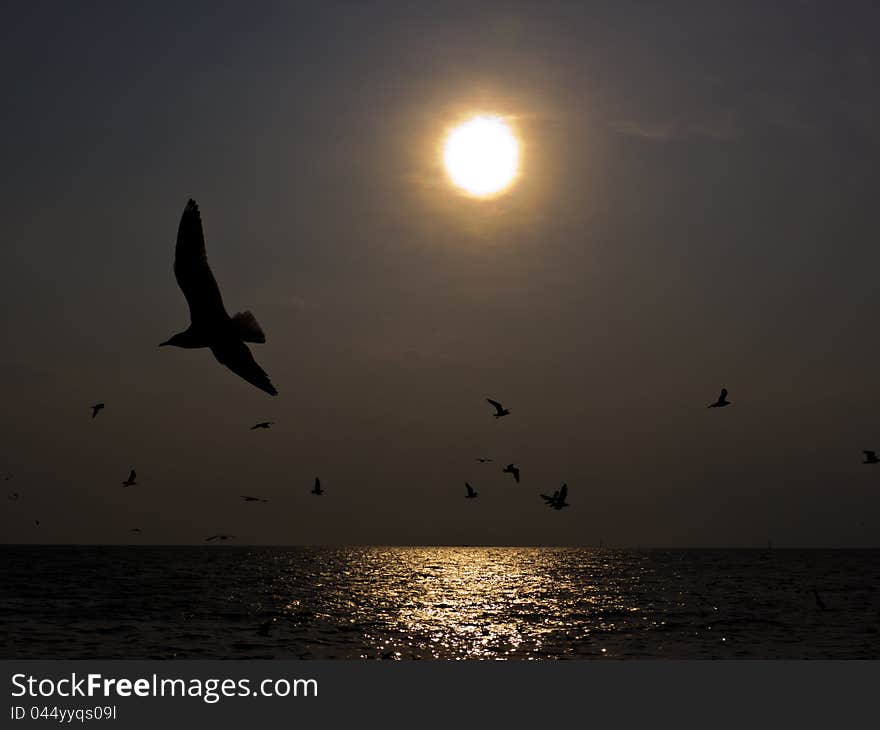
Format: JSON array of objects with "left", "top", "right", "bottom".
[{"left": 1, "top": 546, "right": 878, "bottom": 659}]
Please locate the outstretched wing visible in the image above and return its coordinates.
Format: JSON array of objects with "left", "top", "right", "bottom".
[
  {"left": 211, "top": 339, "right": 278, "bottom": 396},
  {"left": 487, "top": 398, "right": 503, "bottom": 414},
  {"left": 719, "top": 388, "right": 728, "bottom": 400},
  {"left": 559, "top": 484, "right": 568, "bottom": 501},
  {"left": 128, "top": 470, "right": 136, "bottom": 482},
  {"left": 175, "top": 199, "right": 228, "bottom": 326},
  {"left": 864, "top": 451, "right": 875, "bottom": 457},
  {"left": 512, "top": 467, "right": 520, "bottom": 483},
  {"left": 465, "top": 482, "right": 475, "bottom": 497}
]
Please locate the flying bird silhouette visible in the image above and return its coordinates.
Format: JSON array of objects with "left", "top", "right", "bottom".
[
  {"left": 241, "top": 495, "right": 269, "bottom": 503},
  {"left": 250, "top": 421, "right": 275, "bottom": 430},
  {"left": 502, "top": 464, "right": 520, "bottom": 483},
  {"left": 540, "top": 483, "right": 570, "bottom": 510},
  {"left": 476, "top": 458, "right": 493, "bottom": 463},
  {"left": 160, "top": 199, "right": 277, "bottom": 396},
  {"left": 465, "top": 482, "right": 478, "bottom": 499},
  {"left": 864, "top": 450, "right": 879, "bottom": 464},
  {"left": 91, "top": 403, "right": 105, "bottom": 418},
  {"left": 34, "top": 520, "right": 40, "bottom": 527},
  {"left": 129, "top": 528, "right": 142, "bottom": 534},
  {"left": 121, "top": 470, "right": 137, "bottom": 487},
  {"left": 812, "top": 589, "right": 827, "bottom": 611},
  {"left": 311, "top": 477, "right": 323, "bottom": 496},
  {"left": 487, "top": 398, "right": 510, "bottom": 418},
  {"left": 206, "top": 534, "right": 235, "bottom": 541},
  {"left": 707, "top": 388, "right": 731, "bottom": 408},
  {"left": 8, "top": 492, "right": 19, "bottom": 501}
]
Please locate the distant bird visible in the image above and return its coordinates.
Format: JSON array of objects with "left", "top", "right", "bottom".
[
  {"left": 311, "top": 477, "right": 323, "bottom": 496},
  {"left": 707, "top": 388, "right": 731, "bottom": 408},
  {"left": 161, "top": 199, "right": 277, "bottom": 396},
  {"left": 129, "top": 528, "right": 142, "bottom": 534},
  {"left": 2, "top": 473, "right": 13, "bottom": 481},
  {"left": 863, "top": 450, "right": 879, "bottom": 464},
  {"left": 476, "top": 458, "right": 493, "bottom": 463},
  {"left": 487, "top": 398, "right": 510, "bottom": 419},
  {"left": 8, "top": 492, "right": 19, "bottom": 501},
  {"left": 121, "top": 470, "right": 137, "bottom": 487},
  {"left": 34, "top": 520, "right": 40, "bottom": 527},
  {"left": 812, "top": 589, "right": 827, "bottom": 611},
  {"left": 206, "top": 534, "right": 235, "bottom": 541},
  {"left": 541, "top": 483, "right": 570, "bottom": 510},
  {"left": 465, "top": 482, "right": 478, "bottom": 499},
  {"left": 91, "top": 403, "right": 105, "bottom": 418},
  {"left": 241, "top": 495, "right": 269, "bottom": 503},
  {"left": 502, "top": 463, "right": 520, "bottom": 483},
  {"left": 250, "top": 421, "right": 275, "bottom": 430}
]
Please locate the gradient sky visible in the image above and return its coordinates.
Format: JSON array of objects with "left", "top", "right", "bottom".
[{"left": 2, "top": 1, "right": 880, "bottom": 546}]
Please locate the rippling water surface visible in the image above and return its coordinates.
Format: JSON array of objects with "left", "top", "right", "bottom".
[{"left": 1, "top": 547, "right": 878, "bottom": 659}]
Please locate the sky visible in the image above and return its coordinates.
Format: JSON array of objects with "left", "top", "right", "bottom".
[{"left": 2, "top": 1, "right": 880, "bottom": 547}]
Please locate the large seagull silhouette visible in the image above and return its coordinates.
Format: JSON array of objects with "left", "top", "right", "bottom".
[{"left": 161, "top": 199, "right": 277, "bottom": 396}]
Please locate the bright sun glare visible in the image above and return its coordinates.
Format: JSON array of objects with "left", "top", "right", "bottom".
[{"left": 443, "top": 115, "right": 519, "bottom": 197}]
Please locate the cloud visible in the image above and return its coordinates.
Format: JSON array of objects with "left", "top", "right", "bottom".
[
  {"left": 610, "top": 111, "right": 740, "bottom": 143},
  {"left": 608, "top": 119, "right": 678, "bottom": 142},
  {"left": 686, "top": 109, "right": 740, "bottom": 140}
]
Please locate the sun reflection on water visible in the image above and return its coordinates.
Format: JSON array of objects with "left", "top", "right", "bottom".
[{"left": 325, "top": 547, "right": 644, "bottom": 659}]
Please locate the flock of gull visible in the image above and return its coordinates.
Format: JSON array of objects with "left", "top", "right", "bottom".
[{"left": 5, "top": 200, "right": 875, "bottom": 542}]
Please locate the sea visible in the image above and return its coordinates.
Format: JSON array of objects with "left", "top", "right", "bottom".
[{"left": 1, "top": 546, "right": 878, "bottom": 659}]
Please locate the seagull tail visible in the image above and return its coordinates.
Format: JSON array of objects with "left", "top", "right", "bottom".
[{"left": 232, "top": 311, "right": 267, "bottom": 344}]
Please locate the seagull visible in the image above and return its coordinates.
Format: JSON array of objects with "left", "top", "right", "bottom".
[
  {"left": 540, "top": 483, "right": 570, "bottom": 510},
  {"left": 121, "top": 469, "right": 137, "bottom": 487},
  {"left": 34, "top": 520, "right": 40, "bottom": 527},
  {"left": 91, "top": 403, "right": 105, "bottom": 418},
  {"left": 311, "top": 477, "right": 323, "bottom": 496},
  {"left": 8, "top": 492, "right": 19, "bottom": 501},
  {"left": 487, "top": 398, "right": 510, "bottom": 419},
  {"left": 206, "top": 534, "right": 235, "bottom": 541},
  {"left": 129, "top": 528, "right": 142, "bottom": 534},
  {"left": 250, "top": 421, "right": 275, "bottom": 430},
  {"left": 707, "top": 388, "right": 731, "bottom": 408},
  {"left": 465, "top": 482, "right": 478, "bottom": 499},
  {"left": 160, "top": 199, "right": 278, "bottom": 396},
  {"left": 502, "top": 463, "right": 520, "bottom": 483},
  {"left": 864, "top": 450, "right": 879, "bottom": 464},
  {"left": 241, "top": 495, "right": 269, "bottom": 503},
  {"left": 476, "top": 458, "right": 493, "bottom": 463}
]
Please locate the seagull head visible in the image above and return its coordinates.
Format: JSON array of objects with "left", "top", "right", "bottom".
[{"left": 159, "top": 332, "right": 186, "bottom": 348}]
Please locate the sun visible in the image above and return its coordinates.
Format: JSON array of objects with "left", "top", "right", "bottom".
[{"left": 443, "top": 115, "right": 519, "bottom": 198}]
